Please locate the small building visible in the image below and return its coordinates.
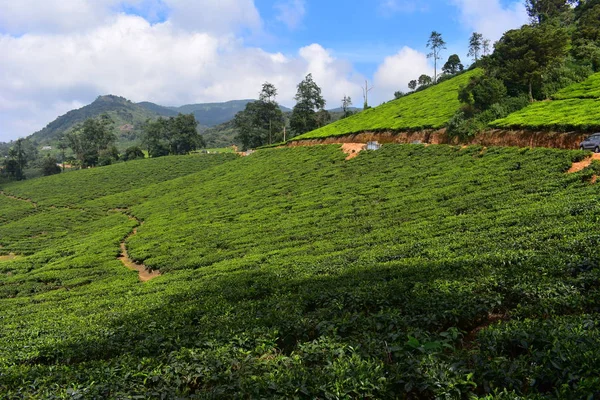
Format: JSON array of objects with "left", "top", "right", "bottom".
[
  {"left": 366, "top": 141, "right": 381, "bottom": 151},
  {"left": 42, "top": 146, "right": 52, "bottom": 151}
]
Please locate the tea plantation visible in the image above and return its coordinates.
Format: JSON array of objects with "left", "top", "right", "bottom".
[
  {"left": 490, "top": 72, "right": 600, "bottom": 132},
  {"left": 2, "top": 145, "right": 600, "bottom": 398},
  {"left": 292, "top": 69, "right": 482, "bottom": 141}
]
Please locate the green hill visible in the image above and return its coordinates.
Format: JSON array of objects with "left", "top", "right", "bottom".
[
  {"left": 292, "top": 69, "right": 482, "bottom": 141},
  {"left": 30, "top": 95, "right": 166, "bottom": 147},
  {"left": 490, "top": 72, "right": 600, "bottom": 132},
  {"left": 2, "top": 144, "right": 600, "bottom": 398}
]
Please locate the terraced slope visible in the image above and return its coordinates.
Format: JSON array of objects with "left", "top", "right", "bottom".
[
  {"left": 490, "top": 72, "right": 600, "bottom": 132},
  {"left": 292, "top": 69, "right": 482, "bottom": 141},
  {"left": 2, "top": 145, "right": 600, "bottom": 398}
]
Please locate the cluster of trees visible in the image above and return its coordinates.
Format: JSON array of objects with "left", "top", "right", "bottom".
[
  {"left": 142, "top": 113, "right": 205, "bottom": 157},
  {"left": 234, "top": 74, "right": 332, "bottom": 150},
  {"left": 448, "top": 0, "right": 600, "bottom": 139}
]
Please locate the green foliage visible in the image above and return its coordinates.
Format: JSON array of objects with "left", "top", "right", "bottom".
[
  {"left": 442, "top": 54, "right": 464, "bottom": 75},
  {"left": 552, "top": 71, "right": 600, "bottom": 99},
  {"left": 41, "top": 156, "right": 61, "bottom": 176},
  {"left": 290, "top": 73, "right": 326, "bottom": 136},
  {"left": 490, "top": 98, "right": 600, "bottom": 131},
  {"left": 143, "top": 114, "right": 205, "bottom": 157},
  {"left": 66, "top": 115, "right": 116, "bottom": 167},
  {"left": 459, "top": 75, "right": 508, "bottom": 113},
  {"left": 492, "top": 24, "right": 570, "bottom": 100},
  {"left": 293, "top": 69, "right": 482, "bottom": 140},
  {"left": 2, "top": 144, "right": 600, "bottom": 398},
  {"left": 234, "top": 83, "right": 285, "bottom": 150},
  {"left": 122, "top": 146, "right": 145, "bottom": 161}
]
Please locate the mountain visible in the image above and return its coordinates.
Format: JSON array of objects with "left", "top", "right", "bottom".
[
  {"left": 30, "top": 95, "right": 162, "bottom": 146},
  {"left": 167, "top": 100, "right": 292, "bottom": 127},
  {"left": 26, "top": 96, "right": 293, "bottom": 150}
]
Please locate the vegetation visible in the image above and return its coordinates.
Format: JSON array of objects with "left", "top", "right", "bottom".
[
  {"left": 427, "top": 31, "right": 447, "bottom": 84},
  {"left": 143, "top": 114, "right": 205, "bottom": 157},
  {"left": 2, "top": 144, "right": 600, "bottom": 398},
  {"left": 552, "top": 72, "right": 600, "bottom": 99},
  {"left": 489, "top": 98, "right": 600, "bottom": 131},
  {"left": 233, "top": 83, "right": 285, "bottom": 150},
  {"left": 290, "top": 73, "right": 327, "bottom": 136},
  {"left": 292, "top": 69, "right": 481, "bottom": 140}
]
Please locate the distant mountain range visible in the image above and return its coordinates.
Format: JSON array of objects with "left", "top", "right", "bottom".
[{"left": 22, "top": 94, "right": 356, "bottom": 150}]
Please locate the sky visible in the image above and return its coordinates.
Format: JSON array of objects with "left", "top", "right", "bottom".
[{"left": 0, "top": 0, "right": 529, "bottom": 142}]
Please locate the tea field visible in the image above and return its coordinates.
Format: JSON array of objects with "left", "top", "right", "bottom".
[
  {"left": 292, "top": 69, "right": 482, "bottom": 141},
  {"left": 2, "top": 145, "right": 600, "bottom": 398},
  {"left": 490, "top": 72, "right": 600, "bottom": 132}
]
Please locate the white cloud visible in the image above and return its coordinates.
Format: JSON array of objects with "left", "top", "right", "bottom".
[
  {"left": 0, "top": 16, "right": 363, "bottom": 140},
  {"left": 275, "top": 0, "right": 306, "bottom": 30},
  {"left": 450, "top": 0, "right": 529, "bottom": 42},
  {"left": 0, "top": 0, "right": 262, "bottom": 35},
  {"left": 373, "top": 46, "right": 433, "bottom": 98}
]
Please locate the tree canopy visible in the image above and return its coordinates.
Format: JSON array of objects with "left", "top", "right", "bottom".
[
  {"left": 143, "top": 114, "right": 205, "bottom": 158},
  {"left": 290, "top": 74, "right": 326, "bottom": 136}
]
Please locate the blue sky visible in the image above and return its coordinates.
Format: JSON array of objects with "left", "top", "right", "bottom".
[{"left": 0, "top": 0, "right": 528, "bottom": 141}]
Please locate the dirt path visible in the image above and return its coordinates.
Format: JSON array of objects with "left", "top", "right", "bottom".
[
  {"left": 0, "top": 191, "right": 38, "bottom": 208},
  {"left": 568, "top": 153, "right": 600, "bottom": 173},
  {"left": 341, "top": 143, "right": 367, "bottom": 160},
  {"left": 0, "top": 253, "right": 17, "bottom": 262},
  {"left": 115, "top": 211, "right": 160, "bottom": 282}
]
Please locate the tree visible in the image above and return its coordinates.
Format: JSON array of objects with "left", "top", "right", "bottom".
[
  {"left": 408, "top": 80, "right": 417, "bottom": 91},
  {"left": 290, "top": 74, "right": 326, "bottom": 135},
  {"left": 394, "top": 91, "right": 405, "bottom": 99},
  {"left": 493, "top": 24, "right": 570, "bottom": 101},
  {"left": 482, "top": 39, "right": 492, "bottom": 57},
  {"left": 2, "top": 139, "right": 28, "bottom": 180},
  {"left": 442, "top": 54, "right": 464, "bottom": 75},
  {"left": 234, "top": 84, "right": 285, "bottom": 150},
  {"left": 468, "top": 32, "right": 483, "bottom": 62},
  {"left": 66, "top": 114, "right": 116, "bottom": 167},
  {"left": 525, "top": 0, "right": 576, "bottom": 24},
  {"left": 41, "top": 155, "right": 61, "bottom": 176},
  {"left": 418, "top": 74, "right": 433, "bottom": 87},
  {"left": 123, "top": 146, "right": 145, "bottom": 161},
  {"left": 316, "top": 109, "right": 331, "bottom": 128},
  {"left": 57, "top": 139, "right": 68, "bottom": 171},
  {"left": 427, "top": 31, "right": 446, "bottom": 84},
  {"left": 341, "top": 95, "right": 353, "bottom": 118},
  {"left": 459, "top": 75, "right": 508, "bottom": 112},
  {"left": 258, "top": 82, "right": 281, "bottom": 145},
  {"left": 143, "top": 114, "right": 204, "bottom": 157},
  {"left": 362, "top": 80, "right": 373, "bottom": 109}
]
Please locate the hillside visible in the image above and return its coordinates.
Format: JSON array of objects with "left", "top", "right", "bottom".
[
  {"left": 29, "top": 95, "right": 166, "bottom": 146},
  {"left": 171, "top": 100, "right": 292, "bottom": 127},
  {"left": 2, "top": 144, "right": 600, "bottom": 398},
  {"left": 292, "top": 69, "right": 482, "bottom": 141},
  {"left": 490, "top": 72, "right": 600, "bottom": 132}
]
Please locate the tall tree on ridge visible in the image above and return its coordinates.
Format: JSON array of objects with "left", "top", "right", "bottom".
[
  {"left": 427, "top": 31, "right": 446, "bottom": 84},
  {"left": 468, "top": 32, "right": 483, "bottom": 62},
  {"left": 290, "top": 73, "right": 326, "bottom": 136}
]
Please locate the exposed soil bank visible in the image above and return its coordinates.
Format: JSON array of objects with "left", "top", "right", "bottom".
[
  {"left": 0, "top": 253, "right": 17, "bottom": 262},
  {"left": 568, "top": 153, "right": 600, "bottom": 173},
  {"left": 289, "top": 129, "right": 592, "bottom": 150},
  {"left": 341, "top": 143, "right": 367, "bottom": 160}
]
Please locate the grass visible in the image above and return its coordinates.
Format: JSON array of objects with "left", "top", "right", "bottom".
[
  {"left": 489, "top": 98, "right": 600, "bottom": 132},
  {"left": 292, "top": 69, "right": 482, "bottom": 141},
  {"left": 1, "top": 144, "right": 600, "bottom": 398},
  {"left": 490, "top": 72, "right": 600, "bottom": 132},
  {"left": 553, "top": 72, "right": 600, "bottom": 100}
]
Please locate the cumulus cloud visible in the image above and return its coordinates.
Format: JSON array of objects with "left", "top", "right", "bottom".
[
  {"left": 275, "top": 0, "right": 306, "bottom": 30},
  {"left": 0, "top": 15, "right": 363, "bottom": 140},
  {"left": 450, "top": 0, "right": 529, "bottom": 42},
  {"left": 0, "top": 0, "right": 262, "bottom": 35},
  {"left": 373, "top": 47, "right": 433, "bottom": 98}
]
